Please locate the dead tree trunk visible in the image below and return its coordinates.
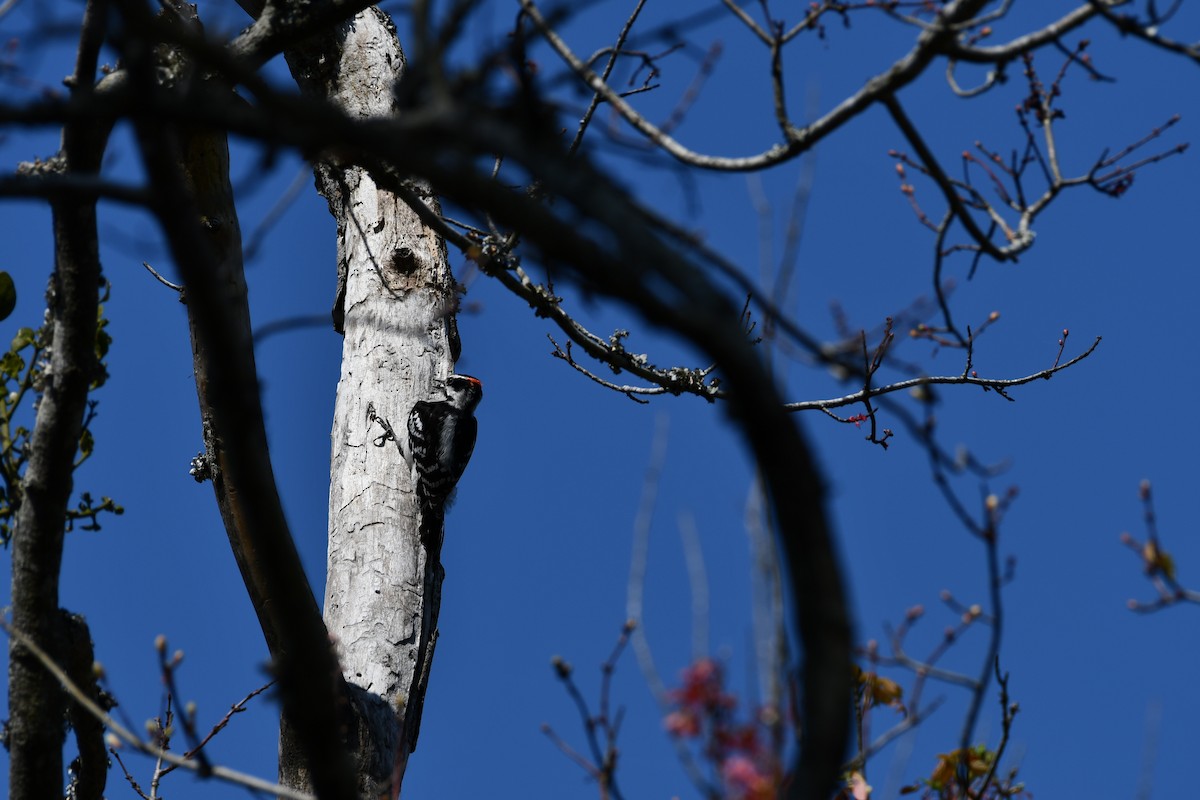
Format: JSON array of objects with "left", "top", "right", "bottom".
[{"left": 278, "top": 9, "right": 461, "bottom": 796}]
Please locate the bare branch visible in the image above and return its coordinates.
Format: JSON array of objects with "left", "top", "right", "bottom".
[
  {"left": 567, "top": 0, "right": 650, "bottom": 157},
  {"left": 1087, "top": 0, "right": 1200, "bottom": 65},
  {"left": 787, "top": 335, "right": 1101, "bottom": 412},
  {"left": 944, "top": 2, "right": 1108, "bottom": 63},
  {"left": 0, "top": 171, "right": 148, "bottom": 204},
  {"left": 1122, "top": 480, "right": 1200, "bottom": 611},
  {"left": 883, "top": 93, "right": 1009, "bottom": 260},
  {"left": 141, "top": 261, "right": 184, "bottom": 293},
  {"left": 1, "top": 619, "right": 317, "bottom": 800},
  {"left": 519, "top": 0, "right": 998, "bottom": 171}
]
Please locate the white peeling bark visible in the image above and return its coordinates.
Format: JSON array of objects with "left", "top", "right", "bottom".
[{"left": 281, "top": 8, "right": 458, "bottom": 794}]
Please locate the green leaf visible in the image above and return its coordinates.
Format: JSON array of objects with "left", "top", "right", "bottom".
[
  {"left": 95, "top": 310, "right": 111, "bottom": 360},
  {"left": 11, "top": 327, "right": 35, "bottom": 350},
  {"left": 0, "top": 351, "right": 23, "bottom": 380},
  {"left": 0, "top": 273, "right": 15, "bottom": 322}
]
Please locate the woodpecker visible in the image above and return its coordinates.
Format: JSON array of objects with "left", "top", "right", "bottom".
[{"left": 407, "top": 374, "right": 483, "bottom": 545}]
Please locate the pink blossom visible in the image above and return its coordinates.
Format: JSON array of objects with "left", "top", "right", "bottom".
[
  {"left": 664, "top": 710, "right": 701, "bottom": 738},
  {"left": 723, "top": 755, "right": 773, "bottom": 800}
]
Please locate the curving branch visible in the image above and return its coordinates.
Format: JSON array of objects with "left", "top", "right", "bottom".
[
  {"left": 943, "top": 2, "right": 1110, "bottom": 64},
  {"left": 111, "top": 2, "right": 357, "bottom": 798},
  {"left": 384, "top": 109, "right": 854, "bottom": 800}
]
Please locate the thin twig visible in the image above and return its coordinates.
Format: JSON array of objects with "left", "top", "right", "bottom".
[{"left": 142, "top": 261, "right": 183, "bottom": 292}]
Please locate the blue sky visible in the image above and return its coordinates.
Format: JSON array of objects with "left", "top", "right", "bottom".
[{"left": 2, "top": 2, "right": 1199, "bottom": 798}]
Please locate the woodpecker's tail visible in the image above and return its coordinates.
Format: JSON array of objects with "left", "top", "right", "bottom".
[{"left": 416, "top": 489, "right": 446, "bottom": 553}]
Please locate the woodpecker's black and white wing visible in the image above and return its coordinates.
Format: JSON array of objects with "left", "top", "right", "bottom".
[{"left": 441, "top": 412, "right": 477, "bottom": 493}]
